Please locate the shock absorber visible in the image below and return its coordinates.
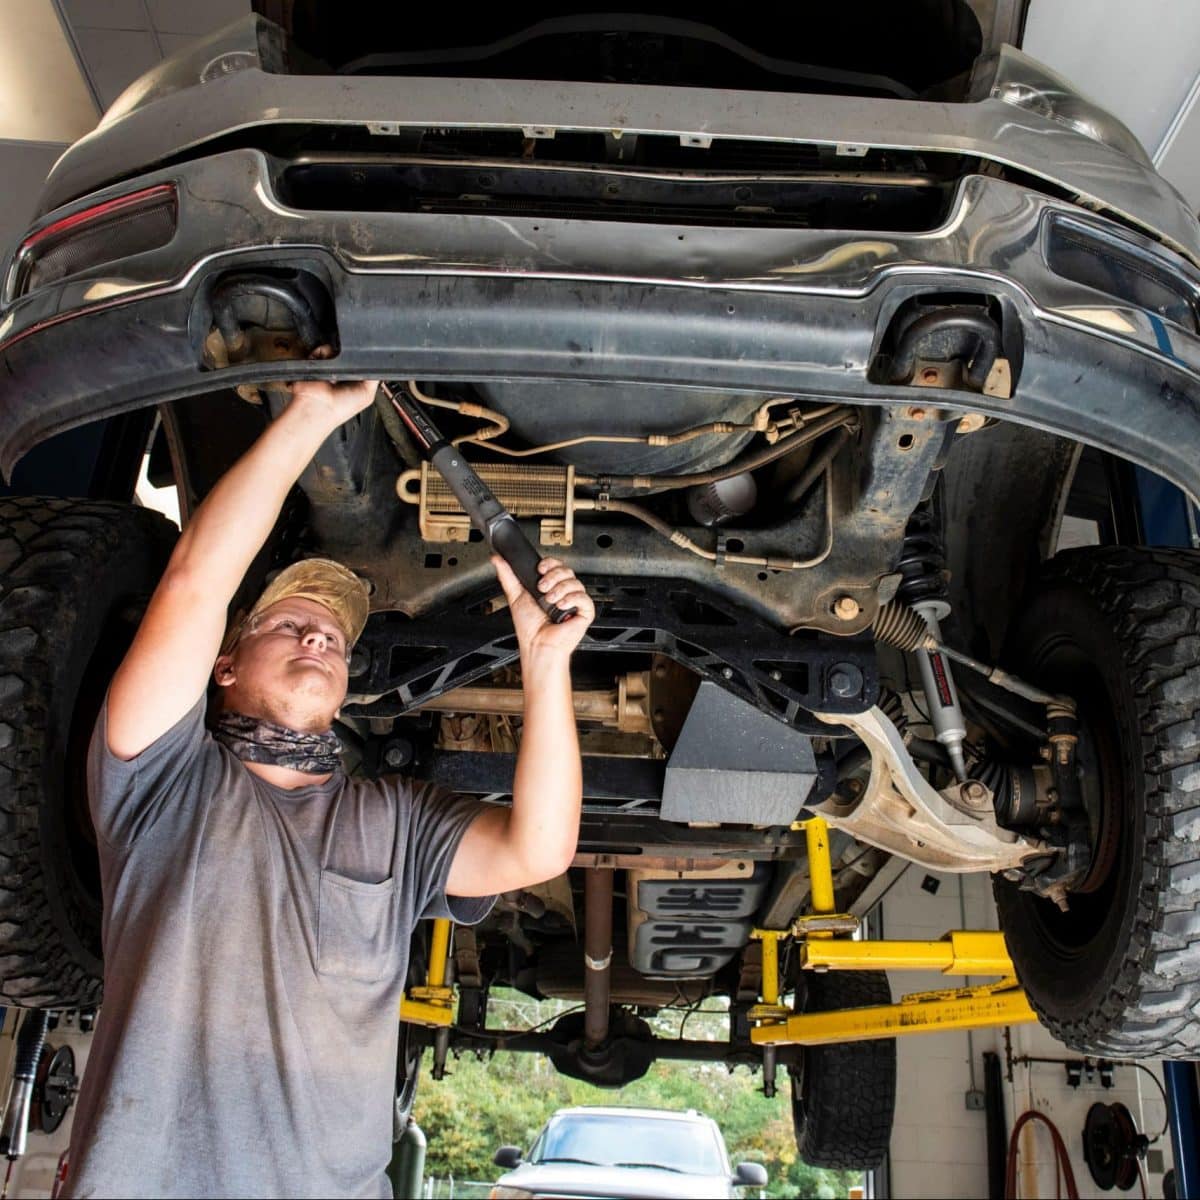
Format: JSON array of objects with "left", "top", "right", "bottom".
[
  {"left": 0, "top": 1009, "right": 49, "bottom": 1167},
  {"left": 895, "top": 504, "right": 969, "bottom": 781}
]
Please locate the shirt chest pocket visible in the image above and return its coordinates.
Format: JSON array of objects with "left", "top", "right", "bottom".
[{"left": 317, "top": 870, "right": 398, "bottom": 983}]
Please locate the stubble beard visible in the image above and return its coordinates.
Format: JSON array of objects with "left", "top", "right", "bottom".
[{"left": 228, "top": 665, "right": 344, "bottom": 734}]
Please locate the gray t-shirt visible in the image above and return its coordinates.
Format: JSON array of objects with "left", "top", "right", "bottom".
[{"left": 66, "top": 696, "right": 494, "bottom": 1199}]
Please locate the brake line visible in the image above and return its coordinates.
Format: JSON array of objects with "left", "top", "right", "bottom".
[
  {"left": 579, "top": 406, "right": 857, "bottom": 493},
  {"left": 392, "top": 381, "right": 852, "bottom": 568},
  {"left": 403, "top": 380, "right": 511, "bottom": 444},
  {"left": 400, "top": 380, "right": 849, "bottom": 472},
  {"left": 405, "top": 378, "right": 749, "bottom": 456},
  {"left": 582, "top": 467, "right": 835, "bottom": 571}
]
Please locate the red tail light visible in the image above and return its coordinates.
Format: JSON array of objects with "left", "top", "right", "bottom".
[{"left": 12, "top": 183, "right": 177, "bottom": 298}]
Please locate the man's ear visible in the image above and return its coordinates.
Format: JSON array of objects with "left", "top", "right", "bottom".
[{"left": 214, "top": 654, "right": 237, "bottom": 689}]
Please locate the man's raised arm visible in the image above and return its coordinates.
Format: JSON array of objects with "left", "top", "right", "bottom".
[
  {"left": 105, "top": 379, "right": 378, "bottom": 761},
  {"left": 446, "top": 556, "right": 594, "bottom": 896}
]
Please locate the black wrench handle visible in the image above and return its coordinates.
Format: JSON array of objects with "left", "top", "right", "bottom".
[
  {"left": 400, "top": 393, "right": 575, "bottom": 623},
  {"left": 489, "top": 515, "right": 574, "bottom": 624}
]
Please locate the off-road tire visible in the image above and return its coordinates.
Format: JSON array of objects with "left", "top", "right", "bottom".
[
  {"left": 394, "top": 1022, "right": 423, "bottom": 1133},
  {"left": 789, "top": 969, "right": 896, "bottom": 1170},
  {"left": 0, "top": 496, "right": 176, "bottom": 1008},
  {"left": 996, "top": 547, "right": 1200, "bottom": 1057}
]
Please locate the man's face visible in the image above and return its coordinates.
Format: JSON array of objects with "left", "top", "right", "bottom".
[{"left": 214, "top": 597, "right": 351, "bottom": 732}]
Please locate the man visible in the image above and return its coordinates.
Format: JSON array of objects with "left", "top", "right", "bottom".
[{"left": 65, "top": 377, "right": 594, "bottom": 1199}]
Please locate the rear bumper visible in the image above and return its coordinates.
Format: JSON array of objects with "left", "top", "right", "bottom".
[
  {"left": 2, "top": 148, "right": 1199, "bottom": 501},
  {"left": 37, "top": 29, "right": 1200, "bottom": 262}
]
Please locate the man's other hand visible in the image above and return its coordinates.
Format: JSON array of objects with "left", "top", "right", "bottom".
[
  {"left": 290, "top": 375, "right": 379, "bottom": 427},
  {"left": 492, "top": 556, "right": 594, "bottom": 658}
]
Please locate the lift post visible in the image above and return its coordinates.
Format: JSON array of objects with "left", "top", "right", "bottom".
[
  {"left": 400, "top": 918, "right": 456, "bottom": 1027},
  {"left": 749, "top": 817, "right": 1038, "bottom": 1046}
]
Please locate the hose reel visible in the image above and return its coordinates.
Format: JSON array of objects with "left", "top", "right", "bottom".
[{"left": 1083, "top": 1101, "right": 1148, "bottom": 1192}]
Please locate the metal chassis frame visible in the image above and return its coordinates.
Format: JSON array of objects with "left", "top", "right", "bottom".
[{"left": 346, "top": 574, "right": 879, "bottom": 734}]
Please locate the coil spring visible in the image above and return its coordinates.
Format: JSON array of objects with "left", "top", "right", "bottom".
[
  {"left": 895, "top": 503, "right": 947, "bottom": 608},
  {"left": 874, "top": 601, "right": 928, "bottom": 651}
]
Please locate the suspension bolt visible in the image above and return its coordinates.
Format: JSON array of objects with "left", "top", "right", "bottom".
[
  {"left": 960, "top": 780, "right": 990, "bottom": 808},
  {"left": 383, "top": 741, "right": 412, "bottom": 769},
  {"left": 829, "top": 663, "right": 864, "bottom": 700},
  {"left": 832, "top": 595, "right": 861, "bottom": 621},
  {"left": 721, "top": 667, "right": 734, "bottom": 680},
  {"left": 770, "top": 670, "right": 782, "bottom": 681},
  {"left": 908, "top": 402, "right": 930, "bottom": 417}
]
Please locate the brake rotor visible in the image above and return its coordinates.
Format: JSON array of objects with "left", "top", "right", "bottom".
[
  {"left": 1072, "top": 710, "right": 1122, "bottom": 895},
  {"left": 30, "top": 1045, "right": 78, "bottom": 1135},
  {"left": 1083, "top": 1102, "right": 1145, "bottom": 1192}
]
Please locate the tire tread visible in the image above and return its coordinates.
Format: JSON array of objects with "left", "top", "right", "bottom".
[
  {"left": 1017, "top": 546, "right": 1200, "bottom": 1056},
  {"left": 791, "top": 970, "right": 896, "bottom": 1170},
  {"left": 0, "top": 497, "right": 175, "bottom": 1008}
]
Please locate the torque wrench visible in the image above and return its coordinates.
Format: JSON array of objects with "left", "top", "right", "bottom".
[{"left": 381, "top": 383, "right": 574, "bottom": 623}]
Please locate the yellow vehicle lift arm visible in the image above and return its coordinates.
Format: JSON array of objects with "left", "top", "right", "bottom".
[
  {"left": 400, "top": 917, "right": 456, "bottom": 1027},
  {"left": 748, "top": 817, "right": 1038, "bottom": 1046},
  {"left": 396, "top": 820, "right": 1041, "bottom": 1044}
]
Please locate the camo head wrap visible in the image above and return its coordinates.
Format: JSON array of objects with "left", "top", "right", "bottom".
[{"left": 211, "top": 712, "right": 342, "bottom": 776}]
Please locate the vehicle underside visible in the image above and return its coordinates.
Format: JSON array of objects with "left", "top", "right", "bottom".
[
  {"left": 2, "top": 0, "right": 1200, "bottom": 1173},
  {"left": 146, "top": 318, "right": 1123, "bottom": 1100}
]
